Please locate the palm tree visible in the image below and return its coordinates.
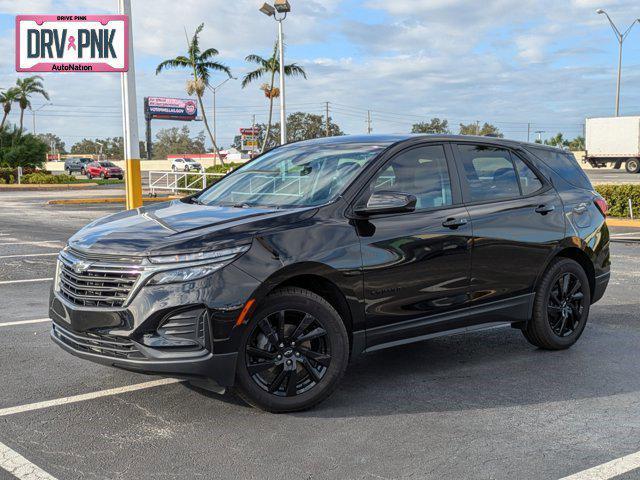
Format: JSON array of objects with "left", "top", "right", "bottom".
[
  {"left": 156, "top": 23, "right": 231, "bottom": 164},
  {"left": 242, "top": 43, "right": 307, "bottom": 152},
  {"left": 0, "top": 87, "right": 19, "bottom": 131},
  {"left": 14, "top": 76, "right": 50, "bottom": 135}
]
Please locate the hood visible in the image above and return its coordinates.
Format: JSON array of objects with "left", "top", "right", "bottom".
[{"left": 68, "top": 199, "right": 316, "bottom": 256}]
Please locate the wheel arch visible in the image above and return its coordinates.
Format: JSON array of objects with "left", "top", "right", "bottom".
[{"left": 536, "top": 245, "right": 596, "bottom": 298}]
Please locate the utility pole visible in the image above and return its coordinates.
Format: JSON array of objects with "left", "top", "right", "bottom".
[
  {"left": 475, "top": 120, "right": 480, "bottom": 136},
  {"left": 119, "top": 0, "right": 142, "bottom": 210},
  {"left": 325, "top": 101, "right": 330, "bottom": 137},
  {"left": 527, "top": 123, "right": 531, "bottom": 143},
  {"left": 366, "top": 110, "right": 372, "bottom": 134}
]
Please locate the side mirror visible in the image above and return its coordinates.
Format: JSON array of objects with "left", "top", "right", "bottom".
[{"left": 354, "top": 191, "right": 417, "bottom": 216}]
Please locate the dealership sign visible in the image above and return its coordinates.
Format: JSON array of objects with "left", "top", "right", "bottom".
[
  {"left": 240, "top": 127, "right": 260, "bottom": 152},
  {"left": 145, "top": 97, "right": 198, "bottom": 121},
  {"left": 15, "top": 15, "right": 128, "bottom": 72}
]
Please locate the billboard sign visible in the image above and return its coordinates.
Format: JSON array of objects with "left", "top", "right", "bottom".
[
  {"left": 145, "top": 97, "right": 198, "bottom": 121},
  {"left": 240, "top": 127, "right": 260, "bottom": 152},
  {"left": 16, "top": 15, "right": 128, "bottom": 72}
]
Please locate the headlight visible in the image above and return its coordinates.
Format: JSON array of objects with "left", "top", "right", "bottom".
[
  {"left": 147, "top": 265, "right": 224, "bottom": 285},
  {"left": 148, "top": 246, "right": 249, "bottom": 264}
]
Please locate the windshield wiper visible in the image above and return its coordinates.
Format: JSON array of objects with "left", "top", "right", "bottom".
[{"left": 190, "top": 197, "right": 205, "bottom": 205}]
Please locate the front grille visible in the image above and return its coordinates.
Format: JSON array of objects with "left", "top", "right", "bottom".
[
  {"left": 52, "top": 322, "right": 144, "bottom": 359},
  {"left": 57, "top": 249, "right": 143, "bottom": 308}
]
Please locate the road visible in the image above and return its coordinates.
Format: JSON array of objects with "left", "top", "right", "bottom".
[
  {"left": 0, "top": 190, "right": 639, "bottom": 480},
  {"left": 585, "top": 168, "right": 640, "bottom": 185}
]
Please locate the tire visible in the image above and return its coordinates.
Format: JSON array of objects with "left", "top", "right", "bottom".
[
  {"left": 100, "top": 172, "right": 106, "bottom": 179},
  {"left": 86, "top": 172, "right": 92, "bottom": 179},
  {"left": 234, "top": 287, "right": 349, "bottom": 413},
  {"left": 625, "top": 158, "right": 640, "bottom": 174},
  {"left": 172, "top": 165, "right": 177, "bottom": 172},
  {"left": 80, "top": 168, "right": 86, "bottom": 175},
  {"left": 65, "top": 168, "right": 72, "bottom": 175},
  {"left": 523, "top": 258, "right": 591, "bottom": 350}
]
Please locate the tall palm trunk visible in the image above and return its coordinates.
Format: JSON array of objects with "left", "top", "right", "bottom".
[
  {"left": 18, "top": 108, "right": 25, "bottom": 136},
  {"left": 0, "top": 110, "right": 8, "bottom": 131},
  {"left": 195, "top": 93, "right": 225, "bottom": 166},
  {"left": 261, "top": 69, "right": 277, "bottom": 153}
]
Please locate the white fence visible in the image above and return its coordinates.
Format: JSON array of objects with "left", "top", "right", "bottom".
[{"left": 148, "top": 171, "right": 226, "bottom": 196}]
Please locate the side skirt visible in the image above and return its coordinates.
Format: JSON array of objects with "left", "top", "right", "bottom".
[{"left": 362, "top": 293, "right": 535, "bottom": 354}]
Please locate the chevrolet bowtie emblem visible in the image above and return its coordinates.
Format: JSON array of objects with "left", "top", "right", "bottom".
[{"left": 72, "top": 261, "right": 92, "bottom": 274}]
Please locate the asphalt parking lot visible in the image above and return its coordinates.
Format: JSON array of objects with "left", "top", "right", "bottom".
[{"left": 1, "top": 190, "right": 640, "bottom": 480}]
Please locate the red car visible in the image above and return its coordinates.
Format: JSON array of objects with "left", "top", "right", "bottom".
[{"left": 86, "top": 161, "right": 124, "bottom": 180}]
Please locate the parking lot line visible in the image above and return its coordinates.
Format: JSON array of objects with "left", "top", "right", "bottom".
[
  {"left": 0, "top": 278, "right": 52, "bottom": 285},
  {"left": 0, "top": 253, "right": 58, "bottom": 260},
  {"left": 0, "top": 378, "right": 183, "bottom": 418},
  {"left": 0, "top": 241, "right": 63, "bottom": 248},
  {"left": 0, "top": 440, "right": 57, "bottom": 480},
  {"left": 559, "top": 451, "right": 640, "bottom": 480},
  {"left": 0, "top": 318, "right": 50, "bottom": 328}
]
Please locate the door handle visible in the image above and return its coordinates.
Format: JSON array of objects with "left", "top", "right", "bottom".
[
  {"left": 442, "top": 217, "right": 468, "bottom": 229},
  {"left": 535, "top": 205, "right": 555, "bottom": 215}
]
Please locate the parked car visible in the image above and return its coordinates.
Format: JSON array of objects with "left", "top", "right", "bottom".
[
  {"left": 85, "top": 161, "right": 124, "bottom": 180},
  {"left": 171, "top": 158, "right": 203, "bottom": 172},
  {"left": 50, "top": 135, "right": 610, "bottom": 412},
  {"left": 64, "top": 158, "right": 91, "bottom": 175}
]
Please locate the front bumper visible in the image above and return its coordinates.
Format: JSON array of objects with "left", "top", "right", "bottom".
[
  {"left": 51, "top": 321, "right": 237, "bottom": 385},
  {"left": 49, "top": 263, "right": 261, "bottom": 387}
]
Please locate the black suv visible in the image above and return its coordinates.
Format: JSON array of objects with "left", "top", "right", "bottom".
[
  {"left": 64, "top": 157, "right": 91, "bottom": 175},
  {"left": 49, "top": 135, "right": 610, "bottom": 412}
]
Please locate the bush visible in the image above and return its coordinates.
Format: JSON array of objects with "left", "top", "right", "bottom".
[
  {"left": 0, "top": 166, "right": 50, "bottom": 184},
  {"left": 595, "top": 184, "right": 640, "bottom": 218},
  {"left": 0, "top": 131, "right": 48, "bottom": 169},
  {"left": 21, "top": 173, "right": 76, "bottom": 184}
]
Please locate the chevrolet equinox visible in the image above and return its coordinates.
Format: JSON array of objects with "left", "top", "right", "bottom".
[{"left": 50, "top": 135, "right": 610, "bottom": 412}]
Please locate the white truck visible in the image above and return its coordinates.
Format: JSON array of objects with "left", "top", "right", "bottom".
[{"left": 585, "top": 116, "right": 640, "bottom": 174}]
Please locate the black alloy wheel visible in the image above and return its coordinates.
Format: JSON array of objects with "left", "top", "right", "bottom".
[
  {"left": 245, "top": 309, "right": 331, "bottom": 397},
  {"left": 235, "top": 287, "right": 349, "bottom": 412},
  {"left": 546, "top": 272, "right": 585, "bottom": 337},
  {"left": 523, "top": 258, "right": 591, "bottom": 350}
]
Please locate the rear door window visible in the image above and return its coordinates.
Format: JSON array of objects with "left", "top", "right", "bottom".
[
  {"left": 512, "top": 155, "right": 543, "bottom": 195},
  {"left": 456, "top": 145, "right": 521, "bottom": 202}
]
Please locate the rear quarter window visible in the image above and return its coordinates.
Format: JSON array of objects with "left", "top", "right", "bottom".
[{"left": 525, "top": 146, "right": 592, "bottom": 190}]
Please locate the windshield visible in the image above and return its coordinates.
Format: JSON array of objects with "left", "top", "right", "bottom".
[
  {"left": 197, "top": 142, "right": 387, "bottom": 208},
  {"left": 100, "top": 162, "right": 117, "bottom": 167}
]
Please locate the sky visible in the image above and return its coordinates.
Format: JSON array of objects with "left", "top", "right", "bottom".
[{"left": 1, "top": 0, "right": 640, "bottom": 151}]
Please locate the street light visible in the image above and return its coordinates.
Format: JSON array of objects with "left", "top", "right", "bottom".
[
  {"left": 260, "top": 1, "right": 290, "bottom": 146},
  {"left": 596, "top": 9, "right": 640, "bottom": 116},
  {"left": 207, "top": 76, "right": 237, "bottom": 149},
  {"left": 31, "top": 103, "right": 51, "bottom": 135}
]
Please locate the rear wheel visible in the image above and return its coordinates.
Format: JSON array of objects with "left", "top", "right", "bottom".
[
  {"left": 626, "top": 158, "right": 640, "bottom": 174},
  {"left": 234, "top": 287, "right": 349, "bottom": 413},
  {"left": 86, "top": 172, "right": 92, "bottom": 179},
  {"left": 523, "top": 258, "right": 591, "bottom": 350}
]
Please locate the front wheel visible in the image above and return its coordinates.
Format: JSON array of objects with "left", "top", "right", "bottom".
[
  {"left": 523, "top": 258, "right": 591, "bottom": 350},
  {"left": 86, "top": 172, "right": 92, "bottom": 179},
  {"left": 626, "top": 158, "right": 640, "bottom": 174},
  {"left": 234, "top": 287, "right": 349, "bottom": 413}
]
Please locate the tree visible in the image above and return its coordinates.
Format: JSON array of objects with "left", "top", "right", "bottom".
[
  {"left": 459, "top": 122, "right": 503, "bottom": 137},
  {"left": 255, "top": 112, "right": 344, "bottom": 150},
  {"left": 0, "top": 129, "right": 47, "bottom": 169},
  {"left": 242, "top": 43, "right": 307, "bottom": 152},
  {"left": 153, "top": 126, "right": 206, "bottom": 159},
  {"left": 0, "top": 88, "right": 19, "bottom": 131},
  {"left": 37, "top": 133, "right": 66, "bottom": 154},
  {"left": 14, "top": 76, "right": 50, "bottom": 135},
  {"left": 544, "top": 132, "right": 569, "bottom": 148},
  {"left": 568, "top": 136, "right": 585, "bottom": 151},
  {"left": 156, "top": 23, "right": 231, "bottom": 163},
  {"left": 411, "top": 118, "right": 451, "bottom": 134}
]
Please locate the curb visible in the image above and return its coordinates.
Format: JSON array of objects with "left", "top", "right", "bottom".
[
  {"left": 47, "top": 196, "right": 182, "bottom": 205},
  {"left": 0, "top": 183, "right": 99, "bottom": 191},
  {"left": 606, "top": 218, "right": 640, "bottom": 228}
]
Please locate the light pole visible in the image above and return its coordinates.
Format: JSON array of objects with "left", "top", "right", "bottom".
[
  {"left": 260, "top": 0, "right": 291, "bottom": 146},
  {"left": 207, "top": 76, "right": 236, "bottom": 148},
  {"left": 31, "top": 103, "right": 51, "bottom": 135},
  {"left": 596, "top": 9, "right": 640, "bottom": 116}
]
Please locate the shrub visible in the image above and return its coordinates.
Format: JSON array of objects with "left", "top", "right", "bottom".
[
  {"left": 595, "top": 184, "right": 640, "bottom": 218},
  {"left": 21, "top": 173, "right": 76, "bottom": 184},
  {"left": 0, "top": 166, "right": 51, "bottom": 184},
  {"left": 0, "top": 132, "right": 48, "bottom": 169}
]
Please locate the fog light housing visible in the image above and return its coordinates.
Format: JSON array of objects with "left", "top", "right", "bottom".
[{"left": 141, "top": 308, "right": 209, "bottom": 349}]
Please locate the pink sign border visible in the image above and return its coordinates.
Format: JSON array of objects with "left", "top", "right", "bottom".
[{"left": 15, "top": 15, "right": 129, "bottom": 73}]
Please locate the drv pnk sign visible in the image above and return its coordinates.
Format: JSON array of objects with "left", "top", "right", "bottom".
[{"left": 15, "top": 15, "right": 128, "bottom": 72}]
